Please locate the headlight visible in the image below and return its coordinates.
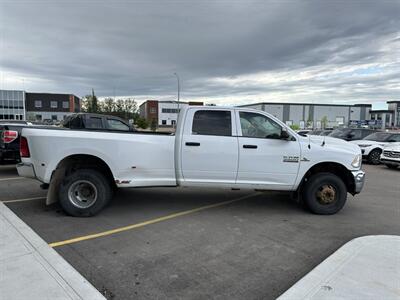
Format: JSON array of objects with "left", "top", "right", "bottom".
[
  {"left": 351, "top": 154, "right": 362, "bottom": 168},
  {"left": 358, "top": 144, "right": 372, "bottom": 148}
]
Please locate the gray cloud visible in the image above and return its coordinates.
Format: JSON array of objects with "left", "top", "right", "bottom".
[{"left": 0, "top": 0, "right": 399, "bottom": 106}]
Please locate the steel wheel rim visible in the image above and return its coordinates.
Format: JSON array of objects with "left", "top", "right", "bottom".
[
  {"left": 316, "top": 184, "right": 337, "bottom": 205},
  {"left": 68, "top": 180, "right": 98, "bottom": 209}
]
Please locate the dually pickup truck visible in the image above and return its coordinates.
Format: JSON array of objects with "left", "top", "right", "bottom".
[{"left": 17, "top": 106, "right": 365, "bottom": 217}]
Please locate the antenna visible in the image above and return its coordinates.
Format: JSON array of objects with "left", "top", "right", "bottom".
[
  {"left": 321, "top": 134, "right": 326, "bottom": 147},
  {"left": 308, "top": 134, "right": 311, "bottom": 149}
]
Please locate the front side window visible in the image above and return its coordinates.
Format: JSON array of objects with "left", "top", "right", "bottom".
[
  {"left": 239, "top": 112, "right": 282, "bottom": 139},
  {"left": 51, "top": 101, "right": 58, "bottom": 108},
  {"left": 388, "top": 134, "right": 400, "bottom": 142},
  {"left": 35, "top": 100, "right": 42, "bottom": 108},
  {"left": 107, "top": 119, "right": 130, "bottom": 131},
  {"left": 192, "top": 110, "right": 231, "bottom": 136}
]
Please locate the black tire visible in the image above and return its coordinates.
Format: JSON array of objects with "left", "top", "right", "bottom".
[
  {"left": 368, "top": 149, "right": 381, "bottom": 165},
  {"left": 385, "top": 164, "right": 398, "bottom": 169},
  {"left": 59, "top": 169, "right": 112, "bottom": 217},
  {"left": 302, "top": 173, "right": 347, "bottom": 215}
]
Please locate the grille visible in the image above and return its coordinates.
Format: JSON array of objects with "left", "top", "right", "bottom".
[{"left": 383, "top": 150, "right": 400, "bottom": 159}]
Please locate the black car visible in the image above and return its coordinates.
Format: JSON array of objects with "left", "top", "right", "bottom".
[
  {"left": 328, "top": 128, "right": 377, "bottom": 141},
  {"left": 0, "top": 123, "right": 30, "bottom": 163},
  {"left": 62, "top": 113, "right": 135, "bottom": 132}
]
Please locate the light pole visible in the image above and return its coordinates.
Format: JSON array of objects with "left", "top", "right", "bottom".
[
  {"left": 174, "top": 72, "right": 180, "bottom": 108},
  {"left": 173, "top": 72, "right": 180, "bottom": 128}
]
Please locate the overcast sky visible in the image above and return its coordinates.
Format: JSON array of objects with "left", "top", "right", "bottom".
[{"left": 0, "top": 0, "right": 399, "bottom": 108}]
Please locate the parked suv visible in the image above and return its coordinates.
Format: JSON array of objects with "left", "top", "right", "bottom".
[
  {"left": 350, "top": 132, "right": 400, "bottom": 164},
  {"left": 380, "top": 143, "right": 400, "bottom": 169},
  {"left": 328, "top": 128, "right": 377, "bottom": 141}
]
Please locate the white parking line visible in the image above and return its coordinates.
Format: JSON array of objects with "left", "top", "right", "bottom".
[
  {"left": 0, "top": 177, "right": 24, "bottom": 182},
  {"left": 2, "top": 197, "right": 46, "bottom": 203}
]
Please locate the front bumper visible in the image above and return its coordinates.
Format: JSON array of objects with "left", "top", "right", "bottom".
[
  {"left": 16, "top": 162, "right": 36, "bottom": 179},
  {"left": 351, "top": 170, "right": 365, "bottom": 194},
  {"left": 380, "top": 158, "right": 400, "bottom": 166}
]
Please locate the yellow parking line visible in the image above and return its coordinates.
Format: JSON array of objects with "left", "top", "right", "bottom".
[
  {"left": 2, "top": 196, "right": 46, "bottom": 203},
  {"left": 0, "top": 177, "right": 24, "bottom": 182},
  {"left": 49, "top": 193, "right": 259, "bottom": 248}
]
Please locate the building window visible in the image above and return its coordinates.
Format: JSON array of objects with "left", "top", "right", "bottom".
[
  {"left": 62, "top": 101, "right": 69, "bottom": 109},
  {"left": 150, "top": 107, "right": 156, "bottom": 114},
  {"left": 51, "top": 101, "right": 58, "bottom": 108},
  {"left": 161, "top": 108, "right": 180, "bottom": 113},
  {"left": 51, "top": 115, "right": 57, "bottom": 121},
  {"left": 35, "top": 100, "right": 42, "bottom": 108},
  {"left": 162, "top": 120, "right": 167, "bottom": 125},
  {"left": 36, "top": 114, "right": 42, "bottom": 121}
]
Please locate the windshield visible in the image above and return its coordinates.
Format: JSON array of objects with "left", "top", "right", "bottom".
[
  {"left": 363, "top": 132, "right": 391, "bottom": 142},
  {"left": 329, "top": 128, "right": 352, "bottom": 138}
]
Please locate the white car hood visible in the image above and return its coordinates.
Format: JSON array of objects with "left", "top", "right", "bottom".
[
  {"left": 383, "top": 142, "right": 400, "bottom": 151},
  {"left": 304, "top": 135, "right": 360, "bottom": 154},
  {"left": 350, "top": 140, "right": 387, "bottom": 147}
]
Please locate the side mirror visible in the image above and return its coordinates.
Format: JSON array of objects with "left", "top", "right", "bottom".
[{"left": 280, "top": 128, "right": 290, "bottom": 139}]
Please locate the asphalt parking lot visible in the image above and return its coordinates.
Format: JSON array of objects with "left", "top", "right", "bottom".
[{"left": 1, "top": 163, "right": 399, "bottom": 299}]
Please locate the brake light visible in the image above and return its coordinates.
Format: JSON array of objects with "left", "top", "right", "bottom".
[
  {"left": 20, "top": 136, "right": 30, "bottom": 158},
  {"left": 2, "top": 130, "right": 18, "bottom": 143}
]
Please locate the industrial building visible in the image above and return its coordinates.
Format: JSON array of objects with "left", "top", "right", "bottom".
[
  {"left": 25, "top": 92, "right": 80, "bottom": 122},
  {"left": 237, "top": 102, "right": 373, "bottom": 129},
  {"left": 0, "top": 90, "right": 26, "bottom": 120},
  {"left": 0, "top": 89, "right": 81, "bottom": 122}
]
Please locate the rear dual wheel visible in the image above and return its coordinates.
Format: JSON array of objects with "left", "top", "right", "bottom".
[
  {"left": 59, "top": 169, "right": 112, "bottom": 217},
  {"left": 302, "top": 173, "right": 347, "bottom": 215}
]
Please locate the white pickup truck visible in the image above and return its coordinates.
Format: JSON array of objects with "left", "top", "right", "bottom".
[{"left": 17, "top": 106, "right": 365, "bottom": 217}]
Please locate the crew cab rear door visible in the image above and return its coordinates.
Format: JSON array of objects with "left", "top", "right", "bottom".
[
  {"left": 180, "top": 108, "right": 238, "bottom": 184},
  {"left": 235, "top": 110, "right": 300, "bottom": 189}
]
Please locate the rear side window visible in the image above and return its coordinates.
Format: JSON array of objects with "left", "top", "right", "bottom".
[
  {"left": 86, "top": 117, "right": 103, "bottom": 129},
  {"left": 192, "top": 110, "right": 232, "bottom": 136},
  {"left": 107, "top": 119, "right": 130, "bottom": 131}
]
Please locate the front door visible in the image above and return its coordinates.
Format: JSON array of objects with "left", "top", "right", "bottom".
[
  {"left": 236, "top": 111, "right": 300, "bottom": 189},
  {"left": 181, "top": 109, "right": 238, "bottom": 184}
]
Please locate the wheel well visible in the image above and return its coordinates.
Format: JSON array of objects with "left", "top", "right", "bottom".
[
  {"left": 55, "top": 154, "right": 116, "bottom": 188},
  {"left": 301, "top": 162, "right": 355, "bottom": 194}
]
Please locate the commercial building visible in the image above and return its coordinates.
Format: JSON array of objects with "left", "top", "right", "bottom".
[
  {"left": 0, "top": 89, "right": 81, "bottom": 122},
  {"left": 25, "top": 92, "right": 81, "bottom": 122},
  {"left": 140, "top": 100, "right": 203, "bottom": 127},
  {"left": 238, "top": 102, "right": 373, "bottom": 129},
  {"left": 0, "top": 90, "right": 26, "bottom": 120}
]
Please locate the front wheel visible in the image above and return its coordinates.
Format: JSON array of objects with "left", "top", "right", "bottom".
[
  {"left": 302, "top": 173, "right": 347, "bottom": 215},
  {"left": 59, "top": 169, "right": 112, "bottom": 217},
  {"left": 368, "top": 149, "right": 381, "bottom": 165}
]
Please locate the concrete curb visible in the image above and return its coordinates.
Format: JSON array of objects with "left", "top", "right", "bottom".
[
  {"left": 277, "top": 235, "right": 400, "bottom": 300},
  {"left": 0, "top": 202, "right": 105, "bottom": 299}
]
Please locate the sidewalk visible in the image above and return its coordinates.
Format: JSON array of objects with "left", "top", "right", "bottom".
[
  {"left": 0, "top": 202, "right": 105, "bottom": 300},
  {"left": 278, "top": 235, "right": 400, "bottom": 300}
]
